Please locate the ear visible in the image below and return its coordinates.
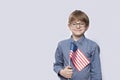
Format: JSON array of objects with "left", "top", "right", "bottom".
[
  {"left": 68, "top": 24, "right": 71, "bottom": 28},
  {"left": 68, "top": 24, "right": 70, "bottom": 27},
  {"left": 85, "top": 26, "right": 89, "bottom": 31},
  {"left": 68, "top": 24, "right": 72, "bottom": 31}
]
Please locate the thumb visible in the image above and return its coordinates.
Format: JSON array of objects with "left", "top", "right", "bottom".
[{"left": 66, "top": 65, "right": 72, "bottom": 69}]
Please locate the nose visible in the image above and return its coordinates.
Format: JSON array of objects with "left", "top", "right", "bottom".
[{"left": 76, "top": 24, "right": 81, "bottom": 28}]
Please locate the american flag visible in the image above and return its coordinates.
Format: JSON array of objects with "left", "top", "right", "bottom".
[{"left": 69, "top": 42, "right": 90, "bottom": 71}]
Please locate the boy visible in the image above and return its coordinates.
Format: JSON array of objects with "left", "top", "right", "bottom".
[{"left": 53, "top": 10, "right": 102, "bottom": 80}]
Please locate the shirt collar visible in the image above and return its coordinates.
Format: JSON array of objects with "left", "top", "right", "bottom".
[{"left": 69, "top": 35, "right": 85, "bottom": 44}]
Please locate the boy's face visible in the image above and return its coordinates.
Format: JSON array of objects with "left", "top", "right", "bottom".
[{"left": 68, "top": 20, "right": 88, "bottom": 38}]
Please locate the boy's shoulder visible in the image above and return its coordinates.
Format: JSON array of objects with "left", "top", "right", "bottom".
[
  {"left": 85, "top": 37, "right": 100, "bottom": 47},
  {"left": 56, "top": 38, "right": 71, "bottom": 49},
  {"left": 58, "top": 38, "right": 70, "bottom": 45}
]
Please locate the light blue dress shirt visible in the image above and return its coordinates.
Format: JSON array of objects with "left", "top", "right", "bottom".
[{"left": 53, "top": 35, "right": 102, "bottom": 80}]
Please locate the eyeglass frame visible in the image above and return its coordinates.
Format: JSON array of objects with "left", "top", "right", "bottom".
[{"left": 69, "top": 21, "right": 86, "bottom": 28}]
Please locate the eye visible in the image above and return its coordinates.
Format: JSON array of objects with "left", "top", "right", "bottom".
[
  {"left": 80, "top": 23, "right": 85, "bottom": 26},
  {"left": 72, "top": 23, "right": 76, "bottom": 25}
]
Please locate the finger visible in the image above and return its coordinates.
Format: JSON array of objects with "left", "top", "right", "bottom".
[
  {"left": 66, "top": 66, "right": 72, "bottom": 69},
  {"left": 66, "top": 71, "right": 73, "bottom": 76},
  {"left": 68, "top": 71, "right": 73, "bottom": 74},
  {"left": 67, "top": 74, "right": 72, "bottom": 78},
  {"left": 68, "top": 66, "right": 72, "bottom": 68},
  {"left": 68, "top": 69, "right": 73, "bottom": 72}
]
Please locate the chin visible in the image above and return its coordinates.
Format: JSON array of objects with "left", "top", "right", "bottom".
[{"left": 72, "top": 32, "right": 85, "bottom": 37}]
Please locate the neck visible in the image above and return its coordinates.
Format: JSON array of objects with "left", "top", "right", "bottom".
[{"left": 72, "top": 35, "right": 83, "bottom": 41}]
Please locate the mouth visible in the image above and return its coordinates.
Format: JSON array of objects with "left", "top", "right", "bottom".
[{"left": 74, "top": 29, "right": 82, "bottom": 31}]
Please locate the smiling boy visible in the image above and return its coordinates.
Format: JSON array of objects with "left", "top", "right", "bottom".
[{"left": 53, "top": 10, "right": 102, "bottom": 80}]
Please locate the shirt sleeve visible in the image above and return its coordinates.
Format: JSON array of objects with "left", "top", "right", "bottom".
[
  {"left": 53, "top": 42, "right": 64, "bottom": 75},
  {"left": 90, "top": 44, "right": 102, "bottom": 80}
]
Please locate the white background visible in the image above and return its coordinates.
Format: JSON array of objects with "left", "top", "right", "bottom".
[{"left": 0, "top": 0, "right": 120, "bottom": 80}]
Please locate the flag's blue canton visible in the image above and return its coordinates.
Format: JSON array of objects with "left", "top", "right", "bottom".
[{"left": 70, "top": 42, "right": 77, "bottom": 52}]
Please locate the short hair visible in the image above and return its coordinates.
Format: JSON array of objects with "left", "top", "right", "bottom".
[{"left": 68, "top": 10, "right": 89, "bottom": 26}]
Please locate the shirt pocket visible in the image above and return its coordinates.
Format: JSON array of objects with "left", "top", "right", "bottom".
[{"left": 82, "top": 50, "right": 91, "bottom": 61}]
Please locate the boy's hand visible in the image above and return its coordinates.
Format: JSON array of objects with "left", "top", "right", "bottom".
[{"left": 59, "top": 66, "right": 73, "bottom": 78}]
